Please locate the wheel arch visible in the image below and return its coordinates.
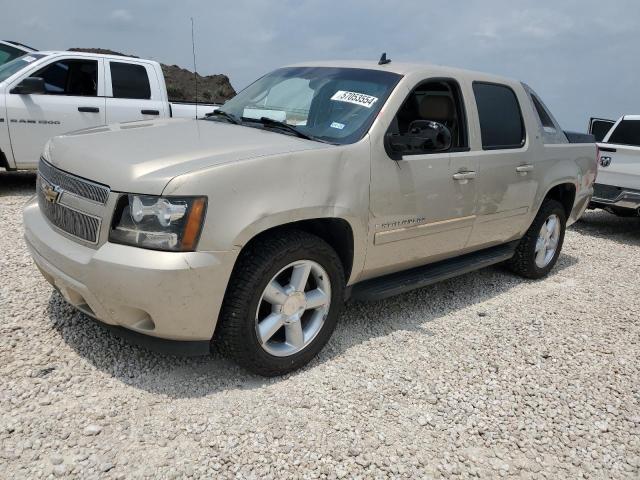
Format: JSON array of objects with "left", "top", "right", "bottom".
[
  {"left": 233, "top": 211, "right": 361, "bottom": 284},
  {"left": 541, "top": 181, "right": 577, "bottom": 218}
]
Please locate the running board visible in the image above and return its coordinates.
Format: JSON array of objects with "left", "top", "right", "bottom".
[{"left": 349, "top": 241, "right": 518, "bottom": 302}]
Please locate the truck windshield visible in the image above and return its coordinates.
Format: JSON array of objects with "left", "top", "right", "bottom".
[
  {"left": 210, "top": 67, "right": 402, "bottom": 144},
  {"left": 608, "top": 119, "right": 640, "bottom": 147},
  {"left": 0, "top": 53, "right": 47, "bottom": 83}
]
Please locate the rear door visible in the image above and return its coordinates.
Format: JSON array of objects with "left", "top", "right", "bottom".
[
  {"left": 466, "top": 81, "right": 537, "bottom": 248},
  {"left": 105, "top": 60, "right": 166, "bottom": 123},
  {"left": 589, "top": 117, "right": 616, "bottom": 142},
  {"left": 5, "top": 55, "right": 106, "bottom": 169},
  {"left": 598, "top": 117, "right": 640, "bottom": 190}
]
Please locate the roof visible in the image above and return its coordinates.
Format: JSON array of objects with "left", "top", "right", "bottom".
[
  {"left": 285, "top": 59, "right": 519, "bottom": 85},
  {"left": 33, "top": 50, "right": 156, "bottom": 63}
]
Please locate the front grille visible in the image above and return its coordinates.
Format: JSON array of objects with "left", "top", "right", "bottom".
[
  {"left": 37, "top": 180, "right": 101, "bottom": 243},
  {"left": 593, "top": 183, "right": 622, "bottom": 201},
  {"left": 38, "top": 158, "right": 110, "bottom": 204}
]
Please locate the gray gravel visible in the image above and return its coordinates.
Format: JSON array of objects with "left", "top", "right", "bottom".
[{"left": 1, "top": 171, "right": 639, "bottom": 479}]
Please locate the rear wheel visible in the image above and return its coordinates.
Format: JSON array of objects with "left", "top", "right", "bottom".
[
  {"left": 507, "top": 199, "right": 566, "bottom": 279},
  {"left": 215, "top": 230, "right": 345, "bottom": 376}
]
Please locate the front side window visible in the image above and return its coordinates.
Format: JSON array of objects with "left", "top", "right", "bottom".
[
  {"left": 0, "top": 53, "right": 47, "bottom": 83},
  {"left": 473, "top": 82, "right": 525, "bottom": 150},
  {"left": 211, "top": 67, "right": 402, "bottom": 145},
  {"left": 110, "top": 62, "right": 151, "bottom": 99},
  {"left": 387, "top": 79, "right": 468, "bottom": 155},
  {"left": 608, "top": 120, "right": 640, "bottom": 147},
  {"left": 32, "top": 59, "right": 98, "bottom": 96}
]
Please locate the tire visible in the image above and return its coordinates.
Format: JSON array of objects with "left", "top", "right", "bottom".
[
  {"left": 215, "top": 230, "right": 345, "bottom": 376},
  {"left": 507, "top": 199, "right": 566, "bottom": 279}
]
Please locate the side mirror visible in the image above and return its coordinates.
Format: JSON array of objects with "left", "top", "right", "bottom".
[
  {"left": 385, "top": 120, "right": 452, "bottom": 160},
  {"left": 10, "top": 77, "right": 46, "bottom": 95}
]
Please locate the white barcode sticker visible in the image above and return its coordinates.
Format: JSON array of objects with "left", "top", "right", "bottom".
[{"left": 330, "top": 90, "right": 378, "bottom": 108}]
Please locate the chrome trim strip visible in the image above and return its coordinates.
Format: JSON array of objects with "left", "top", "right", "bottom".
[{"left": 374, "top": 215, "right": 476, "bottom": 245}]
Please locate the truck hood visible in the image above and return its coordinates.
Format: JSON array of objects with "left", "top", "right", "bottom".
[{"left": 46, "top": 118, "right": 332, "bottom": 194}]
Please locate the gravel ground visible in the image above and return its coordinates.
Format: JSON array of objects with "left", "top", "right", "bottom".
[{"left": 1, "top": 171, "right": 639, "bottom": 479}]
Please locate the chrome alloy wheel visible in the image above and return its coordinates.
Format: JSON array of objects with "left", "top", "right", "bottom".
[
  {"left": 255, "top": 260, "right": 331, "bottom": 357},
  {"left": 535, "top": 214, "right": 561, "bottom": 268}
]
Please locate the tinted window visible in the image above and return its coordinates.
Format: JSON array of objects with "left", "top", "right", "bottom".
[
  {"left": 110, "top": 62, "right": 151, "bottom": 99},
  {"left": 608, "top": 120, "right": 640, "bottom": 147},
  {"left": 473, "top": 82, "right": 525, "bottom": 150},
  {"left": 32, "top": 59, "right": 98, "bottom": 96},
  {"left": 590, "top": 119, "right": 615, "bottom": 142},
  {"left": 531, "top": 95, "right": 555, "bottom": 130},
  {"left": 0, "top": 44, "right": 23, "bottom": 65},
  {"left": 388, "top": 79, "right": 468, "bottom": 155}
]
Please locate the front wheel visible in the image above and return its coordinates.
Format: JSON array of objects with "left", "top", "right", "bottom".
[
  {"left": 507, "top": 199, "right": 567, "bottom": 279},
  {"left": 215, "top": 230, "right": 345, "bottom": 376}
]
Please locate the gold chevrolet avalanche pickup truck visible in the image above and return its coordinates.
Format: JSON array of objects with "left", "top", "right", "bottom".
[{"left": 23, "top": 59, "right": 597, "bottom": 375}]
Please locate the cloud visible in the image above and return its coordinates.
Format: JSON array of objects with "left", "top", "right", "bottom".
[
  {"left": 1, "top": 0, "right": 639, "bottom": 130},
  {"left": 109, "top": 9, "right": 133, "bottom": 24}
]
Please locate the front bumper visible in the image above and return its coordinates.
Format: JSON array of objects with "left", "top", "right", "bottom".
[{"left": 24, "top": 196, "right": 238, "bottom": 352}]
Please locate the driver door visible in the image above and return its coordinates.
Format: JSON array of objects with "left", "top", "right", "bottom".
[
  {"left": 5, "top": 56, "right": 106, "bottom": 169},
  {"left": 365, "top": 78, "right": 478, "bottom": 278}
]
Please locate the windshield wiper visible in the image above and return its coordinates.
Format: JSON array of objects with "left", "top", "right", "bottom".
[
  {"left": 247, "top": 116, "right": 324, "bottom": 142},
  {"left": 206, "top": 110, "right": 240, "bottom": 125}
]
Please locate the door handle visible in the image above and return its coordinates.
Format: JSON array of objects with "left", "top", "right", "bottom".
[
  {"left": 452, "top": 171, "right": 477, "bottom": 181},
  {"left": 141, "top": 109, "right": 160, "bottom": 115},
  {"left": 78, "top": 106, "right": 99, "bottom": 113},
  {"left": 516, "top": 164, "right": 534, "bottom": 173}
]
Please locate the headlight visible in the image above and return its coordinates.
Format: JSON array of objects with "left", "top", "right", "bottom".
[{"left": 109, "top": 194, "right": 207, "bottom": 251}]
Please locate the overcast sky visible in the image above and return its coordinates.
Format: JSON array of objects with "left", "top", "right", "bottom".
[{"left": 2, "top": 0, "right": 639, "bottom": 130}]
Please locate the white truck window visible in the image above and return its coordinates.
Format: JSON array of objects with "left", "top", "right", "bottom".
[
  {"left": 32, "top": 59, "right": 98, "bottom": 96},
  {"left": 110, "top": 62, "right": 151, "bottom": 99},
  {"left": 608, "top": 119, "right": 640, "bottom": 147}
]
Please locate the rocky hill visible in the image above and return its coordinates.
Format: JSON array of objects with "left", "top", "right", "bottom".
[{"left": 68, "top": 48, "right": 236, "bottom": 104}]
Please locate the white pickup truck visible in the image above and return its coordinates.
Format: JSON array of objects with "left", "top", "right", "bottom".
[
  {"left": 0, "top": 50, "right": 217, "bottom": 171},
  {"left": 589, "top": 116, "right": 640, "bottom": 216}
]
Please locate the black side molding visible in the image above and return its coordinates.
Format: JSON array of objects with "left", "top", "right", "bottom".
[
  {"left": 564, "top": 131, "right": 595, "bottom": 144},
  {"left": 87, "top": 316, "right": 211, "bottom": 357},
  {"left": 349, "top": 241, "right": 518, "bottom": 302}
]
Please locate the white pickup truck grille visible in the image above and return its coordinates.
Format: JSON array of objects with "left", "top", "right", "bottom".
[{"left": 37, "top": 159, "right": 110, "bottom": 244}]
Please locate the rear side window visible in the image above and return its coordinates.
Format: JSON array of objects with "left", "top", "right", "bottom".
[
  {"left": 531, "top": 95, "right": 555, "bottom": 130},
  {"left": 110, "top": 62, "right": 151, "bottom": 99},
  {"left": 32, "top": 59, "right": 98, "bottom": 96},
  {"left": 473, "top": 82, "right": 525, "bottom": 150},
  {"left": 608, "top": 120, "right": 640, "bottom": 147}
]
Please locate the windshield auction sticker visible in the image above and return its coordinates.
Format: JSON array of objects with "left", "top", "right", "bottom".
[{"left": 330, "top": 91, "right": 378, "bottom": 108}]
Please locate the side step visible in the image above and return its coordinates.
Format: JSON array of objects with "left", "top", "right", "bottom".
[{"left": 349, "top": 241, "right": 518, "bottom": 302}]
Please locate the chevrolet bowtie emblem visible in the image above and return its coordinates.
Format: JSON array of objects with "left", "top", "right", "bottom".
[{"left": 42, "top": 182, "right": 62, "bottom": 203}]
